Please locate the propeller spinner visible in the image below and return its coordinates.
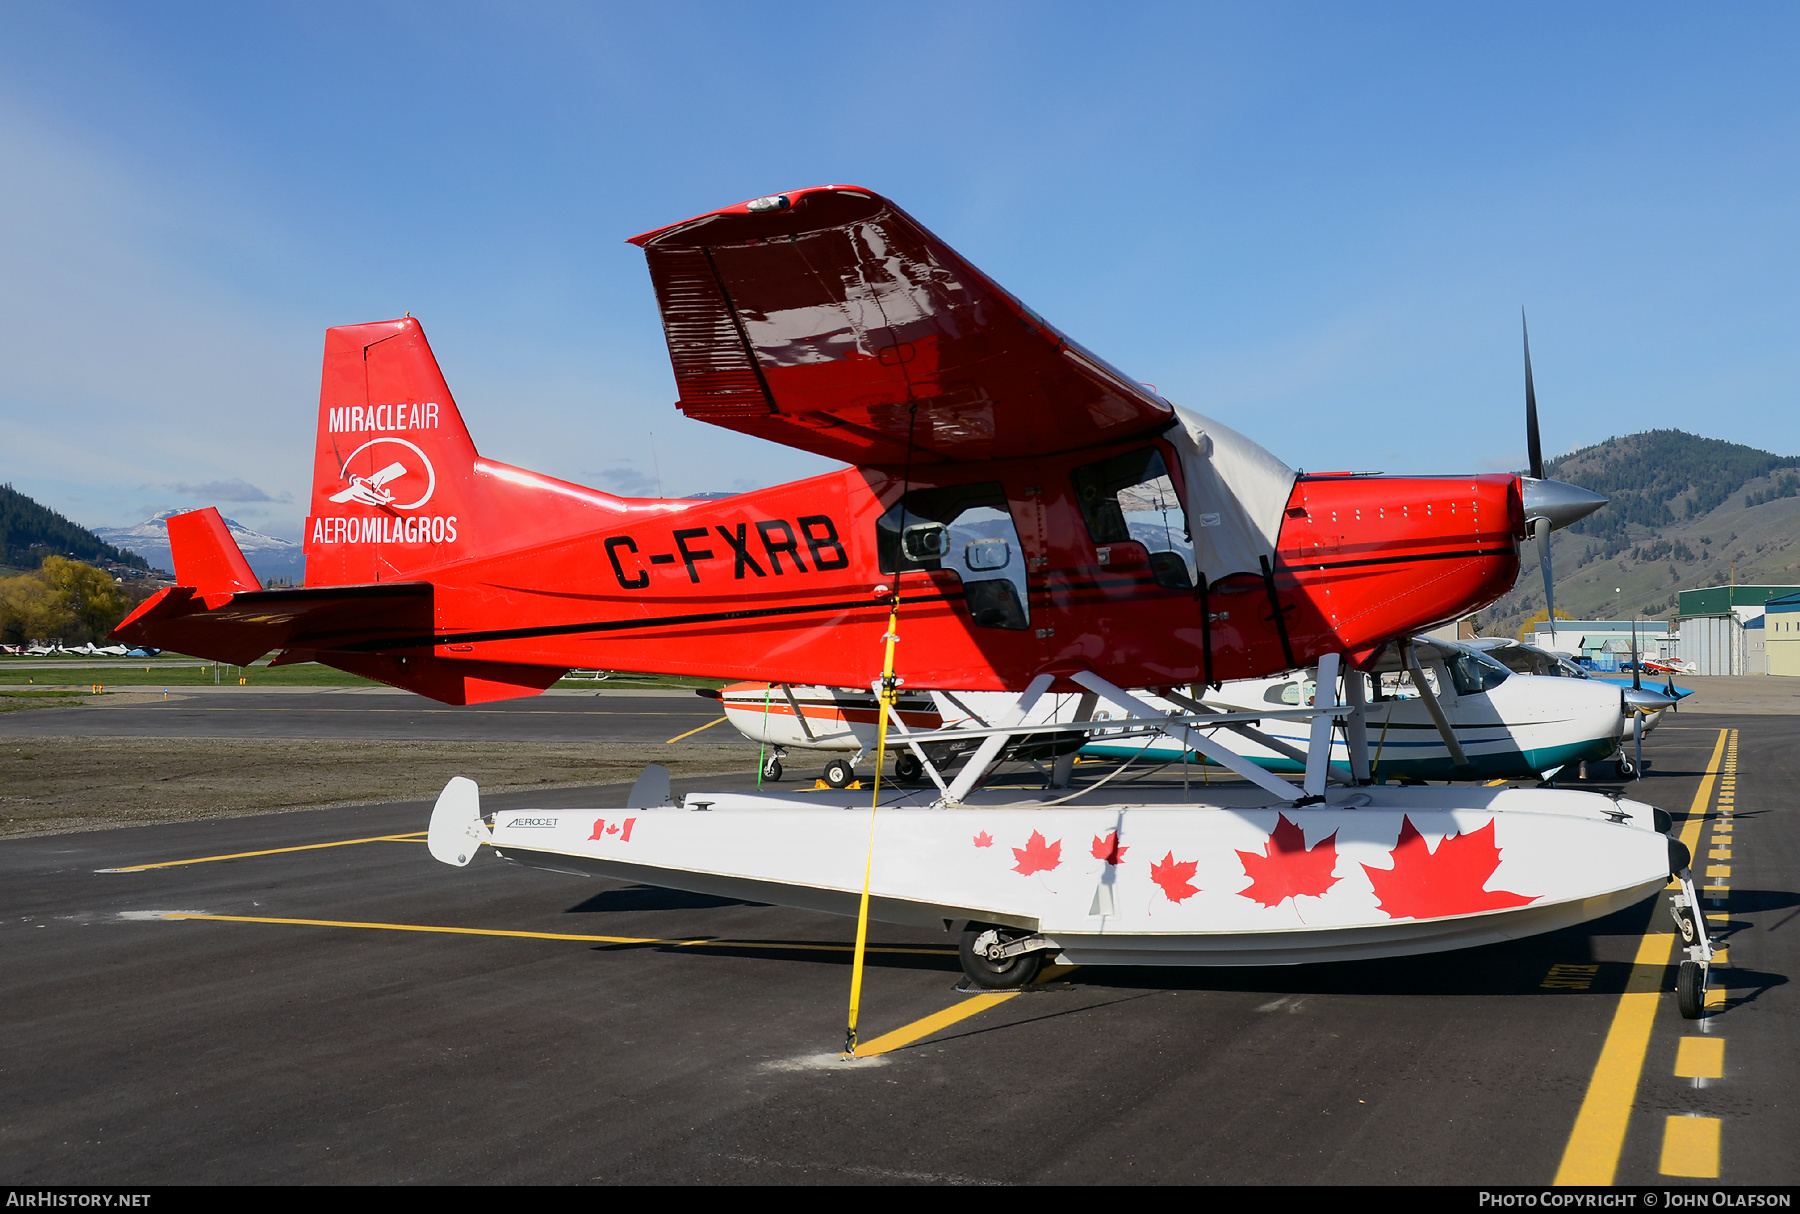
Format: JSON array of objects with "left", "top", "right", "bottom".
[{"left": 1519, "top": 310, "right": 1608, "bottom": 640}]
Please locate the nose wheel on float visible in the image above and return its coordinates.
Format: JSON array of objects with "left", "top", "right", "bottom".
[{"left": 1668, "top": 868, "right": 1718, "bottom": 1020}]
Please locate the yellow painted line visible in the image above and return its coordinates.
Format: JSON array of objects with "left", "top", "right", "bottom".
[
  {"left": 854, "top": 964, "right": 1081, "bottom": 1057},
  {"left": 665, "top": 715, "right": 728, "bottom": 743},
  {"left": 98, "top": 832, "right": 429, "bottom": 872},
  {"left": 1705, "top": 987, "right": 1726, "bottom": 1010},
  {"left": 1713, "top": 947, "right": 1728, "bottom": 966},
  {"left": 855, "top": 992, "right": 1019, "bottom": 1056},
  {"left": 1554, "top": 726, "right": 1727, "bottom": 1186},
  {"left": 1659, "top": 1116, "right": 1721, "bottom": 1178},
  {"left": 1674, "top": 1037, "right": 1724, "bottom": 1079},
  {"left": 160, "top": 913, "right": 955, "bottom": 956}
]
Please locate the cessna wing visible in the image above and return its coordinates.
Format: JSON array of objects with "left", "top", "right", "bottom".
[{"left": 630, "top": 186, "right": 1174, "bottom": 465}]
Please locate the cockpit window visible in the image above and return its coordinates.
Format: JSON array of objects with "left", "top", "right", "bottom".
[
  {"left": 876, "top": 483, "right": 1029, "bottom": 630},
  {"left": 1444, "top": 648, "right": 1511, "bottom": 695},
  {"left": 1481, "top": 643, "right": 1587, "bottom": 679},
  {"left": 1070, "top": 448, "right": 1195, "bottom": 590}
]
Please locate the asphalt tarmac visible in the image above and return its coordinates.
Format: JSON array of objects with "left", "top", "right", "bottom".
[
  {"left": 0, "top": 687, "right": 734, "bottom": 744},
  {"left": 1, "top": 715, "right": 1793, "bottom": 1185}
]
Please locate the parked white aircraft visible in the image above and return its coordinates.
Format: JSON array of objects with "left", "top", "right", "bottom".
[
  {"left": 711, "top": 636, "right": 1643, "bottom": 786},
  {"left": 709, "top": 682, "right": 1076, "bottom": 786}
]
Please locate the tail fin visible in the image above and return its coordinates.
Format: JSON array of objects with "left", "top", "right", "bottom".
[
  {"left": 304, "top": 318, "right": 631, "bottom": 587},
  {"left": 167, "top": 508, "right": 260, "bottom": 598}
]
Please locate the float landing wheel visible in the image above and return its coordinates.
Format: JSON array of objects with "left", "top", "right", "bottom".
[{"left": 958, "top": 927, "right": 1044, "bottom": 990}]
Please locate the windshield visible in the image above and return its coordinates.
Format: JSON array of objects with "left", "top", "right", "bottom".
[
  {"left": 1479, "top": 642, "right": 1588, "bottom": 679},
  {"left": 1443, "top": 647, "right": 1510, "bottom": 695}
]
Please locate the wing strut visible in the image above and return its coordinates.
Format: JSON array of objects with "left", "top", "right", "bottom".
[
  {"left": 1072, "top": 672, "right": 1307, "bottom": 803},
  {"left": 1402, "top": 640, "right": 1472, "bottom": 775},
  {"left": 1157, "top": 685, "right": 1355, "bottom": 788}
]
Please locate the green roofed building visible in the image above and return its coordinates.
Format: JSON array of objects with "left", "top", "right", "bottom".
[
  {"left": 1677, "top": 586, "right": 1800, "bottom": 620},
  {"left": 1674, "top": 585, "right": 1800, "bottom": 675}
]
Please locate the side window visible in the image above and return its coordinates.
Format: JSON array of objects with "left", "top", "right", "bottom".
[
  {"left": 877, "top": 483, "right": 1029, "bottom": 630},
  {"left": 1070, "top": 448, "right": 1195, "bottom": 589}
]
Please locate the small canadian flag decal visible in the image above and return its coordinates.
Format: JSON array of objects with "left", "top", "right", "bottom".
[{"left": 589, "top": 816, "right": 636, "bottom": 842}]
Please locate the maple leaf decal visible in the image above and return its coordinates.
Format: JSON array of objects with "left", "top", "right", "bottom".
[
  {"left": 1150, "top": 851, "right": 1201, "bottom": 902},
  {"left": 972, "top": 831, "right": 994, "bottom": 849},
  {"left": 1011, "top": 830, "right": 1062, "bottom": 875},
  {"left": 1091, "top": 831, "right": 1129, "bottom": 865},
  {"left": 1236, "top": 814, "right": 1340, "bottom": 909},
  {"left": 1361, "top": 816, "right": 1537, "bottom": 920}
]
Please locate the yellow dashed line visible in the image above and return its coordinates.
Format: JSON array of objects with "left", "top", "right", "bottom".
[
  {"left": 1660, "top": 1116, "right": 1721, "bottom": 1178},
  {"left": 1674, "top": 1037, "right": 1724, "bottom": 1079},
  {"left": 1554, "top": 727, "right": 1727, "bottom": 1186}
]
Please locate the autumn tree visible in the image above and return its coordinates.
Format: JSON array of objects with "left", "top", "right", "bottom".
[
  {"left": 0, "top": 556, "right": 131, "bottom": 644},
  {"left": 1515, "top": 607, "right": 1574, "bottom": 641}
]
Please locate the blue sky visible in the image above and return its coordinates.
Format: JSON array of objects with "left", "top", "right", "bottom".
[{"left": 2, "top": 2, "right": 1798, "bottom": 540}]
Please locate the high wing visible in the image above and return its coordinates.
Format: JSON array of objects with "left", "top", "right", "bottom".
[{"left": 629, "top": 186, "right": 1174, "bottom": 465}]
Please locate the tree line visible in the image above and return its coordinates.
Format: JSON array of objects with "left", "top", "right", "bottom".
[
  {"left": 0, "top": 557, "right": 135, "bottom": 645},
  {"left": 0, "top": 483, "right": 150, "bottom": 572},
  {"left": 1546, "top": 430, "right": 1800, "bottom": 544}
]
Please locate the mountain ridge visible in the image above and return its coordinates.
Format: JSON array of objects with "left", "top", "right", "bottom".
[
  {"left": 1482, "top": 430, "right": 1800, "bottom": 635},
  {"left": 93, "top": 510, "right": 305, "bottom": 585},
  {"left": 1, "top": 484, "right": 151, "bottom": 573}
]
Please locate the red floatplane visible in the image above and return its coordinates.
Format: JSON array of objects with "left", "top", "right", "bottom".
[{"left": 114, "top": 186, "right": 1713, "bottom": 1015}]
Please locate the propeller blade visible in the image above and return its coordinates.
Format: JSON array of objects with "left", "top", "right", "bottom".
[
  {"left": 1536, "top": 518, "right": 1556, "bottom": 640},
  {"left": 1632, "top": 617, "right": 1641, "bottom": 691},
  {"left": 1523, "top": 308, "right": 1543, "bottom": 481}
]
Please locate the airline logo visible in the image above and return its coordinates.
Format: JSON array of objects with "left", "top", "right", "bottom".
[
  {"left": 310, "top": 436, "right": 458, "bottom": 548},
  {"left": 332, "top": 438, "right": 436, "bottom": 510}
]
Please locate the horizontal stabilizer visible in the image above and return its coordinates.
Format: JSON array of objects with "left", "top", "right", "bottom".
[
  {"left": 167, "top": 508, "right": 260, "bottom": 598},
  {"left": 110, "top": 581, "right": 565, "bottom": 703}
]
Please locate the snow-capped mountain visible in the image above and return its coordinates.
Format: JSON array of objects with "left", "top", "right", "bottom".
[{"left": 94, "top": 511, "right": 305, "bottom": 584}]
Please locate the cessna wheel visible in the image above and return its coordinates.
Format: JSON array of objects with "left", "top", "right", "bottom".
[
  {"left": 1616, "top": 755, "right": 1638, "bottom": 779},
  {"left": 761, "top": 756, "right": 783, "bottom": 782},
  {"left": 959, "top": 927, "right": 1044, "bottom": 990},
  {"left": 823, "top": 759, "right": 856, "bottom": 788},
  {"left": 894, "top": 752, "right": 923, "bottom": 782},
  {"left": 1677, "top": 960, "right": 1706, "bottom": 1020}
]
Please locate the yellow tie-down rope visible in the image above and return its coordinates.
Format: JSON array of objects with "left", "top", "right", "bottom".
[{"left": 844, "top": 592, "right": 902, "bottom": 1058}]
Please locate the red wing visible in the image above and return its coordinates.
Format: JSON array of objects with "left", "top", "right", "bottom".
[{"left": 630, "top": 186, "right": 1174, "bottom": 465}]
